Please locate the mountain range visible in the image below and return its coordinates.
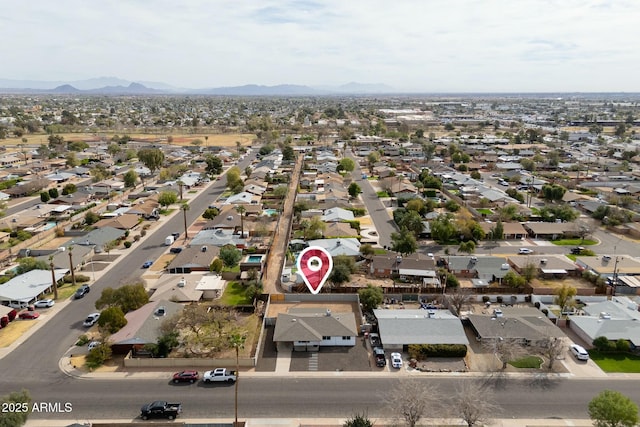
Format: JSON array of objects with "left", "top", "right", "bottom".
[{"left": 0, "top": 77, "right": 394, "bottom": 95}]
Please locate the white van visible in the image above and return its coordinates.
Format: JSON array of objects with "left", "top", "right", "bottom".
[{"left": 571, "top": 344, "right": 589, "bottom": 361}]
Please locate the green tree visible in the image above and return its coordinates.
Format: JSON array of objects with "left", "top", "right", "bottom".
[
  {"left": 137, "top": 148, "right": 165, "bottom": 173},
  {"left": 219, "top": 244, "right": 242, "bottom": 268},
  {"left": 502, "top": 270, "right": 525, "bottom": 288},
  {"left": 358, "top": 285, "right": 383, "bottom": 313},
  {"left": 588, "top": 390, "right": 639, "bottom": 427},
  {"left": 210, "top": 258, "right": 224, "bottom": 274},
  {"left": 0, "top": 389, "right": 31, "bottom": 427},
  {"left": 203, "top": 207, "right": 220, "bottom": 220},
  {"left": 40, "top": 191, "right": 50, "bottom": 203},
  {"left": 301, "top": 216, "right": 326, "bottom": 240},
  {"left": 205, "top": 154, "right": 223, "bottom": 175},
  {"left": 282, "top": 144, "right": 295, "bottom": 161},
  {"left": 554, "top": 284, "right": 577, "bottom": 312},
  {"left": 459, "top": 240, "right": 476, "bottom": 254},
  {"left": 360, "top": 243, "right": 375, "bottom": 259},
  {"left": 328, "top": 263, "right": 352, "bottom": 288},
  {"left": 84, "top": 211, "right": 100, "bottom": 226},
  {"left": 430, "top": 213, "right": 457, "bottom": 243},
  {"left": 348, "top": 182, "right": 361, "bottom": 198},
  {"left": 235, "top": 205, "right": 246, "bottom": 237},
  {"left": 95, "top": 283, "right": 149, "bottom": 314},
  {"left": 390, "top": 227, "right": 418, "bottom": 256},
  {"left": 123, "top": 169, "right": 138, "bottom": 188},
  {"left": 48, "top": 187, "right": 58, "bottom": 199},
  {"left": 226, "top": 166, "right": 243, "bottom": 192},
  {"left": 97, "top": 306, "right": 128, "bottom": 333},
  {"left": 490, "top": 221, "right": 504, "bottom": 241},
  {"left": 337, "top": 157, "right": 356, "bottom": 172},
  {"left": 157, "top": 191, "right": 178, "bottom": 207},
  {"left": 397, "top": 210, "right": 425, "bottom": 237},
  {"left": 16, "top": 257, "right": 49, "bottom": 275},
  {"left": 61, "top": 183, "right": 77, "bottom": 195},
  {"left": 273, "top": 185, "right": 288, "bottom": 198}
]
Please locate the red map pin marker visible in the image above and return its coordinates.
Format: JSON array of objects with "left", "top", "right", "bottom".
[{"left": 297, "top": 246, "right": 333, "bottom": 295}]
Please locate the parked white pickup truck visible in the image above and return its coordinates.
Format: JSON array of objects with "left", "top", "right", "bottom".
[{"left": 203, "top": 368, "right": 237, "bottom": 383}]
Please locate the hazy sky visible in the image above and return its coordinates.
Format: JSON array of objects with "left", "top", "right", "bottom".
[{"left": 2, "top": 0, "right": 638, "bottom": 92}]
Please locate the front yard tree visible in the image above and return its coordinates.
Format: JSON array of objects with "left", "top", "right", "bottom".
[
  {"left": 385, "top": 380, "right": 441, "bottom": 427},
  {"left": 61, "top": 183, "right": 77, "bottom": 195},
  {"left": 430, "top": 213, "right": 456, "bottom": 243},
  {"left": 40, "top": 191, "right": 50, "bottom": 203},
  {"left": 337, "top": 157, "right": 355, "bottom": 172},
  {"left": 348, "top": 182, "right": 361, "bottom": 198},
  {"left": 158, "top": 191, "right": 178, "bottom": 207},
  {"left": 484, "top": 336, "right": 525, "bottom": 370},
  {"left": 390, "top": 227, "right": 418, "bottom": 256},
  {"left": 205, "top": 154, "right": 223, "bottom": 175},
  {"left": 588, "top": 390, "right": 639, "bottom": 427},
  {"left": 343, "top": 413, "right": 374, "bottom": 427},
  {"left": 123, "top": 169, "right": 138, "bottom": 188},
  {"left": 397, "top": 210, "right": 424, "bottom": 237},
  {"left": 490, "top": 220, "right": 504, "bottom": 241},
  {"left": 358, "top": 285, "right": 383, "bottom": 313},
  {"left": 219, "top": 244, "right": 242, "bottom": 268},
  {"left": 459, "top": 240, "right": 476, "bottom": 254},
  {"left": 97, "top": 306, "right": 128, "bottom": 333},
  {"left": 538, "top": 336, "right": 565, "bottom": 370},
  {"left": 203, "top": 207, "right": 220, "bottom": 220},
  {"left": 95, "top": 283, "right": 149, "bottom": 314},
  {"left": 450, "top": 381, "right": 500, "bottom": 427},
  {"left": 137, "top": 148, "right": 165, "bottom": 174}
]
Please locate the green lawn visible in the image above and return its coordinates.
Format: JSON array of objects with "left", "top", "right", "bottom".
[
  {"left": 509, "top": 356, "right": 543, "bottom": 368},
  {"left": 376, "top": 191, "right": 390, "bottom": 198},
  {"left": 477, "top": 208, "right": 493, "bottom": 215},
  {"left": 219, "top": 281, "right": 252, "bottom": 306},
  {"left": 589, "top": 350, "right": 640, "bottom": 373},
  {"left": 373, "top": 248, "right": 389, "bottom": 255},
  {"left": 552, "top": 239, "right": 597, "bottom": 246},
  {"left": 222, "top": 264, "right": 241, "bottom": 273}
]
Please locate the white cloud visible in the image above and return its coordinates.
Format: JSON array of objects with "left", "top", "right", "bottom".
[{"left": 0, "top": 0, "right": 638, "bottom": 91}]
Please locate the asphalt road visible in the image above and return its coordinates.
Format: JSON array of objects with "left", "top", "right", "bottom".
[
  {"left": 0, "top": 153, "right": 256, "bottom": 381},
  {"left": 12, "top": 376, "right": 640, "bottom": 421},
  {"left": 347, "top": 152, "right": 398, "bottom": 248}
]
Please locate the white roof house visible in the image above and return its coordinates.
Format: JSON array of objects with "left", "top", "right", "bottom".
[
  {"left": 0, "top": 269, "right": 68, "bottom": 303},
  {"left": 320, "top": 208, "right": 355, "bottom": 223}
]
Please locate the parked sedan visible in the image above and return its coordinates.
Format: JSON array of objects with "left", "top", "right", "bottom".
[
  {"left": 19, "top": 311, "right": 40, "bottom": 320},
  {"left": 74, "top": 285, "right": 91, "bottom": 299},
  {"left": 172, "top": 370, "right": 199, "bottom": 384},
  {"left": 142, "top": 261, "right": 153, "bottom": 269},
  {"left": 34, "top": 299, "right": 55, "bottom": 308},
  {"left": 390, "top": 352, "right": 403, "bottom": 369},
  {"left": 83, "top": 312, "right": 100, "bottom": 327},
  {"left": 518, "top": 248, "right": 534, "bottom": 254}
]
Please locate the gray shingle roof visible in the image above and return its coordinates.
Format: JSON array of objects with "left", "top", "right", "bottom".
[
  {"left": 273, "top": 311, "right": 357, "bottom": 342},
  {"left": 374, "top": 309, "right": 469, "bottom": 346}
]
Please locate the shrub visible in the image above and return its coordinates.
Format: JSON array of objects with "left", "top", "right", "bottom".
[
  {"left": 133, "top": 235, "right": 141, "bottom": 242},
  {"left": 593, "top": 336, "right": 614, "bottom": 352},
  {"left": 482, "top": 295, "right": 490, "bottom": 303},
  {"left": 616, "top": 339, "right": 631, "bottom": 352},
  {"left": 408, "top": 344, "right": 467, "bottom": 359},
  {"left": 123, "top": 241, "right": 132, "bottom": 248},
  {"left": 63, "top": 274, "right": 90, "bottom": 283},
  {"left": 76, "top": 335, "right": 90, "bottom": 346},
  {"left": 85, "top": 343, "right": 112, "bottom": 369},
  {"left": 496, "top": 296, "right": 503, "bottom": 303}
]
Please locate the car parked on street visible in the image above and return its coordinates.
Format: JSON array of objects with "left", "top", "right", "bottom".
[
  {"left": 142, "top": 261, "right": 153, "bottom": 268},
  {"left": 172, "top": 370, "right": 199, "bottom": 384},
  {"left": 74, "top": 285, "right": 90, "bottom": 299},
  {"left": 88, "top": 341, "right": 100, "bottom": 351},
  {"left": 19, "top": 311, "right": 40, "bottom": 320},
  {"left": 83, "top": 312, "right": 100, "bottom": 327},
  {"left": 34, "top": 299, "right": 55, "bottom": 308},
  {"left": 571, "top": 247, "right": 586, "bottom": 255},
  {"left": 518, "top": 248, "right": 534, "bottom": 254}
]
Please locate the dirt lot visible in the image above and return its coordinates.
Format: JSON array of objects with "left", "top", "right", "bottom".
[{"left": 1, "top": 133, "right": 256, "bottom": 148}]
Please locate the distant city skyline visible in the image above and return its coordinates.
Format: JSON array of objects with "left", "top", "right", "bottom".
[{"left": 2, "top": 0, "right": 639, "bottom": 92}]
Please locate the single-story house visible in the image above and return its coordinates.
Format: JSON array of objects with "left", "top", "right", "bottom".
[
  {"left": 370, "top": 253, "right": 437, "bottom": 285},
  {"left": 508, "top": 254, "right": 580, "bottom": 278},
  {"left": 320, "top": 208, "right": 355, "bottom": 223},
  {"left": 569, "top": 298, "right": 640, "bottom": 350},
  {"left": 166, "top": 245, "right": 220, "bottom": 274},
  {"left": 109, "top": 300, "right": 184, "bottom": 354},
  {"left": 0, "top": 269, "right": 68, "bottom": 306},
  {"left": 467, "top": 307, "right": 564, "bottom": 346},
  {"left": 479, "top": 222, "right": 527, "bottom": 240},
  {"left": 522, "top": 222, "right": 578, "bottom": 239},
  {"left": 373, "top": 309, "right": 469, "bottom": 351},
  {"left": 446, "top": 256, "right": 511, "bottom": 283},
  {"left": 273, "top": 308, "right": 358, "bottom": 352},
  {"left": 93, "top": 214, "right": 140, "bottom": 231},
  {"left": 190, "top": 229, "right": 246, "bottom": 248},
  {"left": 306, "top": 238, "right": 361, "bottom": 258},
  {"left": 148, "top": 276, "right": 203, "bottom": 303}
]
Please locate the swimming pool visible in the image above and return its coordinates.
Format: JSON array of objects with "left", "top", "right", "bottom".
[
  {"left": 43, "top": 222, "right": 57, "bottom": 231},
  {"left": 247, "top": 255, "right": 264, "bottom": 263},
  {"left": 262, "top": 209, "right": 278, "bottom": 216}
]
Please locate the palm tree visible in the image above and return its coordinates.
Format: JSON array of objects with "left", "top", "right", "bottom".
[
  {"left": 48, "top": 255, "right": 58, "bottom": 300},
  {"left": 180, "top": 203, "right": 190, "bottom": 240},
  {"left": 177, "top": 180, "right": 184, "bottom": 201},
  {"left": 229, "top": 333, "right": 246, "bottom": 427},
  {"left": 235, "top": 141, "right": 241, "bottom": 157},
  {"left": 67, "top": 245, "right": 76, "bottom": 286},
  {"left": 235, "top": 205, "right": 246, "bottom": 238}
]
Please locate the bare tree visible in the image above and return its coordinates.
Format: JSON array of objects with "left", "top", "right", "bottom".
[
  {"left": 449, "top": 380, "right": 500, "bottom": 427},
  {"left": 385, "top": 380, "right": 440, "bottom": 427},
  {"left": 483, "top": 336, "right": 526, "bottom": 370},
  {"left": 446, "top": 288, "right": 473, "bottom": 316},
  {"left": 537, "top": 337, "right": 566, "bottom": 370}
]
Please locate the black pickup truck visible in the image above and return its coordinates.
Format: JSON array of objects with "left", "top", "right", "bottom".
[{"left": 140, "top": 400, "right": 182, "bottom": 420}]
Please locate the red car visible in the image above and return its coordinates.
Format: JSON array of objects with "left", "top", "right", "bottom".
[
  {"left": 172, "top": 370, "right": 199, "bottom": 384},
  {"left": 19, "top": 311, "right": 40, "bottom": 320}
]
